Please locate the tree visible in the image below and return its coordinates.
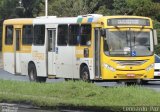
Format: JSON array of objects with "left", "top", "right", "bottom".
[
  {"left": 112, "top": 0, "right": 160, "bottom": 20},
  {"left": 126, "top": 0, "right": 160, "bottom": 19},
  {"left": 95, "top": 5, "right": 112, "bottom": 15},
  {"left": 113, "top": 0, "right": 132, "bottom": 15},
  {"left": 48, "top": 0, "right": 101, "bottom": 17},
  {"left": 0, "top": 0, "right": 45, "bottom": 19},
  {"left": 95, "top": 0, "right": 114, "bottom": 15},
  {"left": 0, "top": 0, "right": 19, "bottom": 20},
  {"left": 152, "top": 0, "right": 160, "bottom": 3},
  {"left": 21, "top": 0, "right": 44, "bottom": 17}
]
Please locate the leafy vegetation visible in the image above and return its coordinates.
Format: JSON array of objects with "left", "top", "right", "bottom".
[
  {"left": 0, "top": 0, "right": 159, "bottom": 22},
  {"left": 0, "top": 80, "right": 160, "bottom": 111},
  {"left": 0, "top": 0, "right": 160, "bottom": 52}
]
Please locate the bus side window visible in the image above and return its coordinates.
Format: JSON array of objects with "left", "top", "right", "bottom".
[
  {"left": 22, "top": 25, "right": 33, "bottom": 45},
  {"left": 57, "top": 25, "right": 68, "bottom": 46},
  {"left": 69, "top": 24, "right": 79, "bottom": 46},
  {"left": 34, "top": 25, "right": 45, "bottom": 45},
  {"left": 80, "top": 24, "right": 91, "bottom": 46},
  {"left": 5, "top": 25, "right": 13, "bottom": 45}
]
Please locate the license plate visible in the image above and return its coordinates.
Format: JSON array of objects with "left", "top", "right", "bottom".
[{"left": 126, "top": 74, "right": 135, "bottom": 77}]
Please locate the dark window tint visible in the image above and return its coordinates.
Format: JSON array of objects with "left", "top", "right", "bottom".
[
  {"left": 80, "top": 24, "right": 91, "bottom": 46},
  {"left": 57, "top": 25, "right": 68, "bottom": 46},
  {"left": 22, "top": 25, "right": 33, "bottom": 45},
  {"left": 16, "top": 30, "right": 21, "bottom": 51},
  {"left": 5, "top": 25, "right": 13, "bottom": 45},
  {"left": 155, "top": 55, "right": 160, "bottom": 63},
  {"left": 34, "top": 25, "right": 45, "bottom": 45},
  {"left": 69, "top": 25, "right": 79, "bottom": 45},
  {"left": 48, "top": 30, "right": 56, "bottom": 52}
]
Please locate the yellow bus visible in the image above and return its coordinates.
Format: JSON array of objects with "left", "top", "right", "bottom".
[{"left": 2, "top": 15, "right": 157, "bottom": 83}]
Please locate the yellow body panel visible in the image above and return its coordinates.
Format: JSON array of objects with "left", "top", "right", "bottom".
[
  {"left": 98, "top": 16, "right": 153, "bottom": 29},
  {"left": 76, "top": 15, "right": 154, "bottom": 80},
  {"left": 2, "top": 19, "right": 33, "bottom": 54},
  {"left": 101, "top": 55, "right": 154, "bottom": 80},
  {"left": 4, "top": 19, "right": 33, "bottom": 25}
]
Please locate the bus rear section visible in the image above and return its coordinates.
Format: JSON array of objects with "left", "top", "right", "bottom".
[{"left": 2, "top": 19, "right": 33, "bottom": 75}]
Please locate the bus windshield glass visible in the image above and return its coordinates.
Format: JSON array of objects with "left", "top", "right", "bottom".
[{"left": 104, "top": 29, "right": 153, "bottom": 56}]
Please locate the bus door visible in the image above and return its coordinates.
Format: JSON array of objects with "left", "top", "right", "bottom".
[
  {"left": 55, "top": 25, "right": 73, "bottom": 78},
  {"left": 47, "top": 29, "right": 56, "bottom": 75},
  {"left": 15, "top": 29, "right": 21, "bottom": 74},
  {"left": 56, "top": 46, "right": 74, "bottom": 78},
  {"left": 94, "top": 28, "right": 101, "bottom": 78}
]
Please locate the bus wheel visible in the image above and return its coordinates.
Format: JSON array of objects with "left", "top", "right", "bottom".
[
  {"left": 37, "top": 77, "right": 47, "bottom": 83},
  {"left": 125, "top": 82, "right": 137, "bottom": 86},
  {"left": 65, "top": 78, "right": 70, "bottom": 81},
  {"left": 80, "top": 66, "right": 90, "bottom": 82},
  {"left": 28, "top": 63, "right": 37, "bottom": 82},
  {"left": 141, "top": 80, "right": 148, "bottom": 85},
  {"left": 28, "top": 63, "right": 46, "bottom": 83}
]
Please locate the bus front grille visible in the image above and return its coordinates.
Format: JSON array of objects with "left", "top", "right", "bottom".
[{"left": 113, "top": 60, "right": 147, "bottom": 66}]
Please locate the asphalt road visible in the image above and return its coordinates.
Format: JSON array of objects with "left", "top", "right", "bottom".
[{"left": 0, "top": 69, "right": 160, "bottom": 92}]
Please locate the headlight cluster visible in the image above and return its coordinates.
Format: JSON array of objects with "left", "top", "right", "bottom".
[
  {"left": 146, "top": 64, "right": 154, "bottom": 71},
  {"left": 104, "top": 63, "right": 116, "bottom": 72}
]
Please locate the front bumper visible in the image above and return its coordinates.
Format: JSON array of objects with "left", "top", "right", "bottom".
[{"left": 101, "top": 69, "right": 154, "bottom": 80}]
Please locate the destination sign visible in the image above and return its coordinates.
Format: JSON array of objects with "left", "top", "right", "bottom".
[{"left": 107, "top": 18, "right": 150, "bottom": 26}]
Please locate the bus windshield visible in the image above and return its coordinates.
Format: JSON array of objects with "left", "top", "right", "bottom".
[{"left": 104, "top": 29, "right": 153, "bottom": 56}]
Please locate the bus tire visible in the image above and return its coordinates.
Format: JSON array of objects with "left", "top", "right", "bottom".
[
  {"left": 37, "top": 77, "right": 47, "bottom": 83},
  {"left": 80, "top": 66, "right": 90, "bottom": 82},
  {"left": 28, "top": 63, "right": 37, "bottom": 82},
  {"left": 125, "top": 82, "right": 137, "bottom": 86},
  {"left": 65, "top": 78, "right": 70, "bottom": 81},
  {"left": 141, "top": 80, "right": 148, "bottom": 85},
  {"left": 28, "top": 63, "right": 46, "bottom": 83}
]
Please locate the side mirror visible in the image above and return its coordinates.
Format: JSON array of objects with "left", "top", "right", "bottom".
[
  {"left": 100, "top": 29, "right": 106, "bottom": 37},
  {"left": 153, "top": 30, "right": 158, "bottom": 45},
  {"left": 86, "top": 41, "right": 91, "bottom": 46}
]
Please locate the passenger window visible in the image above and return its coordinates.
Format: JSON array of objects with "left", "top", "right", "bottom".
[
  {"left": 155, "top": 55, "right": 160, "bottom": 63},
  {"left": 5, "top": 25, "right": 13, "bottom": 45},
  {"left": 48, "top": 29, "right": 56, "bottom": 52},
  {"left": 80, "top": 24, "right": 91, "bottom": 46},
  {"left": 57, "top": 25, "right": 68, "bottom": 46},
  {"left": 34, "top": 25, "right": 45, "bottom": 45},
  {"left": 22, "top": 25, "right": 33, "bottom": 45},
  {"left": 69, "top": 24, "right": 79, "bottom": 46}
]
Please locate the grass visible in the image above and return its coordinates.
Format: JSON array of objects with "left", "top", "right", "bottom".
[{"left": 0, "top": 79, "right": 159, "bottom": 111}]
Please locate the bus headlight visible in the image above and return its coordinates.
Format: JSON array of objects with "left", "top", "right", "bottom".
[
  {"left": 104, "top": 63, "right": 116, "bottom": 72},
  {"left": 146, "top": 64, "right": 154, "bottom": 71}
]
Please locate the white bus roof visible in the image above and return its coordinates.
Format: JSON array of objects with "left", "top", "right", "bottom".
[
  {"left": 33, "top": 14, "right": 103, "bottom": 24},
  {"left": 33, "top": 16, "right": 78, "bottom": 24}
]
